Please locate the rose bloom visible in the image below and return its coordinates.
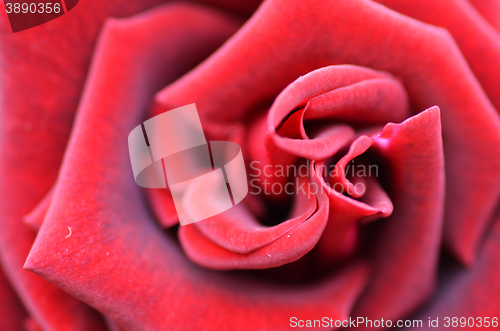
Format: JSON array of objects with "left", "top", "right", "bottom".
[{"left": 1, "top": 0, "right": 500, "bottom": 330}]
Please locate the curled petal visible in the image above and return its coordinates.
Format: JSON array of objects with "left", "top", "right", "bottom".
[
  {"left": 304, "top": 77, "right": 410, "bottom": 124},
  {"left": 315, "top": 173, "right": 394, "bottom": 263},
  {"left": 156, "top": 0, "right": 500, "bottom": 265},
  {"left": 352, "top": 107, "right": 445, "bottom": 324},
  {"left": 180, "top": 173, "right": 328, "bottom": 269},
  {"left": 23, "top": 187, "right": 54, "bottom": 231},
  {"left": 266, "top": 65, "right": 408, "bottom": 161},
  {"left": 181, "top": 64, "right": 407, "bottom": 268},
  {"left": 146, "top": 189, "right": 179, "bottom": 228},
  {"left": 24, "top": 4, "right": 368, "bottom": 330},
  {"left": 329, "top": 136, "right": 375, "bottom": 199}
]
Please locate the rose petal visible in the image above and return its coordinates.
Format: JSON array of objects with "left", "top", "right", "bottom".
[
  {"left": 180, "top": 173, "right": 329, "bottom": 269},
  {"left": 188, "top": 174, "right": 316, "bottom": 254},
  {"left": 468, "top": 0, "right": 500, "bottom": 32},
  {"left": 329, "top": 135, "right": 374, "bottom": 199},
  {"left": 145, "top": 189, "right": 179, "bottom": 228},
  {"left": 351, "top": 107, "right": 445, "bottom": 325},
  {"left": 315, "top": 174, "right": 393, "bottom": 263},
  {"left": 406, "top": 216, "right": 500, "bottom": 329},
  {"left": 23, "top": 319, "right": 44, "bottom": 331},
  {"left": 24, "top": 4, "right": 368, "bottom": 330},
  {"left": 303, "top": 78, "right": 410, "bottom": 125},
  {"left": 266, "top": 65, "right": 407, "bottom": 161},
  {"left": 256, "top": 65, "right": 404, "bottom": 262},
  {"left": 0, "top": 0, "right": 180, "bottom": 329},
  {"left": 195, "top": 0, "right": 263, "bottom": 17},
  {"left": 375, "top": 0, "right": 500, "bottom": 111},
  {"left": 182, "top": 64, "right": 409, "bottom": 268},
  {"left": 311, "top": 140, "right": 394, "bottom": 262},
  {"left": 155, "top": 0, "right": 500, "bottom": 265},
  {"left": 246, "top": 113, "right": 296, "bottom": 198},
  {"left": 23, "top": 187, "right": 54, "bottom": 231},
  {"left": 105, "top": 317, "right": 126, "bottom": 331},
  {"left": 0, "top": 266, "right": 26, "bottom": 331}
]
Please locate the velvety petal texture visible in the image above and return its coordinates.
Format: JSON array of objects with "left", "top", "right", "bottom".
[
  {"left": 0, "top": 0, "right": 184, "bottom": 329},
  {"left": 23, "top": 4, "right": 368, "bottom": 330},
  {"left": 0, "top": 266, "right": 26, "bottom": 331},
  {"left": 0, "top": 0, "right": 499, "bottom": 329},
  {"left": 352, "top": 106, "right": 445, "bottom": 325},
  {"left": 468, "top": 0, "right": 500, "bottom": 32},
  {"left": 374, "top": 0, "right": 500, "bottom": 263},
  {"left": 408, "top": 216, "right": 500, "bottom": 330},
  {"left": 155, "top": 0, "right": 500, "bottom": 268}
]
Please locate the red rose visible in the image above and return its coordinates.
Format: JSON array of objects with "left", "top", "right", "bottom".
[{"left": 1, "top": 0, "right": 499, "bottom": 330}]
